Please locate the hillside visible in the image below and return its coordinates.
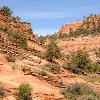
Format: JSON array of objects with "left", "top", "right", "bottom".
[
  {"left": 59, "top": 14, "right": 100, "bottom": 37},
  {"left": 59, "top": 20, "right": 82, "bottom": 34},
  {"left": 0, "top": 7, "right": 100, "bottom": 100},
  {"left": 0, "top": 11, "right": 45, "bottom": 60}
]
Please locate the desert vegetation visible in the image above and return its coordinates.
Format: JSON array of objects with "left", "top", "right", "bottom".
[
  {"left": 0, "top": 24, "right": 9, "bottom": 32},
  {"left": 63, "top": 50, "right": 91, "bottom": 74},
  {"left": 5, "top": 52, "right": 15, "bottom": 62},
  {"left": 61, "top": 83, "right": 100, "bottom": 100},
  {"left": 43, "top": 63, "right": 61, "bottom": 73},
  {"left": 0, "top": 6, "right": 13, "bottom": 16},
  {"left": 0, "top": 5, "right": 100, "bottom": 100},
  {"left": 63, "top": 50, "right": 100, "bottom": 74},
  {"left": 46, "top": 39, "right": 61, "bottom": 62},
  {"left": 0, "top": 88, "right": 5, "bottom": 98},
  {"left": 55, "top": 14, "right": 100, "bottom": 40},
  {"left": 71, "top": 14, "right": 100, "bottom": 37},
  {"left": 14, "top": 83, "right": 32, "bottom": 100},
  {"left": 9, "top": 32, "right": 27, "bottom": 49}
]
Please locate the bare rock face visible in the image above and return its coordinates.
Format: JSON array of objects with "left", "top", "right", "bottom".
[{"left": 59, "top": 21, "right": 82, "bottom": 34}]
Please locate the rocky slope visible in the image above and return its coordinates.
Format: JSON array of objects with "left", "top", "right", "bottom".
[
  {"left": 57, "top": 15, "right": 100, "bottom": 62},
  {"left": 59, "top": 15, "right": 100, "bottom": 35},
  {"left": 0, "top": 10, "right": 100, "bottom": 100},
  {"left": 0, "top": 13, "right": 45, "bottom": 60}
]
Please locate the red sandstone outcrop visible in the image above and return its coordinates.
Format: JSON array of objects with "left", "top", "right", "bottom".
[
  {"left": 0, "top": 14, "right": 37, "bottom": 42},
  {"left": 59, "top": 21, "right": 82, "bottom": 34}
]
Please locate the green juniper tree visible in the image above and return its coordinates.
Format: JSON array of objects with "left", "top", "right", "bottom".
[
  {"left": 65, "top": 50, "right": 91, "bottom": 74},
  {"left": 46, "top": 40, "right": 61, "bottom": 62},
  {"left": 0, "top": 6, "right": 13, "bottom": 16}
]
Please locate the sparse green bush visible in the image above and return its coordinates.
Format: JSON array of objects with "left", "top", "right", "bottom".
[
  {"left": 48, "top": 34, "right": 58, "bottom": 40},
  {"left": 0, "top": 6, "right": 13, "bottom": 16},
  {"left": 0, "top": 24, "right": 9, "bottom": 32},
  {"left": 64, "top": 50, "right": 91, "bottom": 74},
  {"left": 63, "top": 62, "right": 69, "bottom": 69},
  {"left": 95, "top": 48, "right": 100, "bottom": 58},
  {"left": 38, "top": 70, "right": 48, "bottom": 76},
  {"left": 21, "top": 65, "right": 31, "bottom": 73},
  {"left": 38, "top": 35, "right": 46, "bottom": 45},
  {"left": 47, "top": 75, "right": 54, "bottom": 81},
  {"left": 9, "top": 32, "right": 27, "bottom": 49},
  {"left": 46, "top": 40, "right": 61, "bottom": 62},
  {"left": 0, "top": 88, "right": 5, "bottom": 98},
  {"left": 57, "top": 33, "right": 69, "bottom": 39},
  {"left": 5, "top": 52, "right": 15, "bottom": 62},
  {"left": 82, "top": 94, "right": 100, "bottom": 100},
  {"left": 90, "top": 63, "right": 100, "bottom": 73},
  {"left": 61, "top": 83, "right": 99, "bottom": 100},
  {"left": 63, "top": 49, "right": 100, "bottom": 74},
  {"left": 15, "top": 83, "right": 32, "bottom": 100},
  {"left": 12, "top": 16, "right": 20, "bottom": 22},
  {"left": 44, "top": 63, "right": 61, "bottom": 73}
]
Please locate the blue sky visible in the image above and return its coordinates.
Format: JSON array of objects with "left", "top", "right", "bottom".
[{"left": 0, "top": 0, "right": 100, "bottom": 36}]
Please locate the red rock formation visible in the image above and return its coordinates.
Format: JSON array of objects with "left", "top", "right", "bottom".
[
  {"left": 59, "top": 21, "right": 82, "bottom": 34},
  {"left": 0, "top": 14, "right": 37, "bottom": 42}
]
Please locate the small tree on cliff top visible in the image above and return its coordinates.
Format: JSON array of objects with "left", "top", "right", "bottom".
[{"left": 0, "top": 6, "right": 13, "bottom": 16}]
